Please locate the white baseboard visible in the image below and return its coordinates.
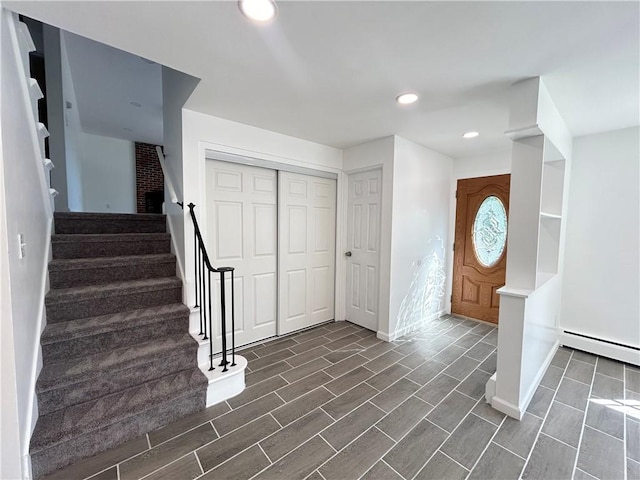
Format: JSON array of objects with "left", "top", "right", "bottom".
[
  {"left": 521, "top": 339, "right": 559, "bottom": 412},
  {"left": 559, "top": 332, "right": 639, "bottom": 366},
  {"left": 491, "top": 340, "right": 559, "bottom": 420},
  {"left": 491, "top": 395, "right": 523, "bottom": 420},
  {"left": 485, "top": 372, "right": 496, "bottom": 403},
  {"left": 378, "top": 309, "right": 447, "bottom": 343},
  {"left": 376, "top": 331, "right": 391, "bottom": 342}
]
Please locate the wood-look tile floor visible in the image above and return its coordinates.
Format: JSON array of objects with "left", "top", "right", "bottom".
[{"left": 44, "top": 316, "right": 640, "bottom": 480}]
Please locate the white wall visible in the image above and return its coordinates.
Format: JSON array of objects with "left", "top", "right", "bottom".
[
  {"left": 561, "top": 126, "right": 640, "bottom": 353},
  {"left": 60, "top": 30, "right": 83, "bottom": 212},
  {"left": 1, "top": 9, "right": 54, "bottom": 477},
  {"left": 0, "top": 11, "right": 23, "bottom": 479},
  {"left": 446, "top": 149, "right": 512, "bottom": 312},
  {"left": 389, "top": 137, "right": 453, "bottom": 338},
  {"left": 77, "top": 132, "right": 136, "bottom": 213},
  {"left": 42, "top": 24, "right": 68, "bottom": 211},
  {"left": 343, "top": 136, "right": 395, "bottom": 337},
  {"left": 162, "top": 66, "right": 199, "bottom": 284},
  {"left": 181, "top": 109, "right": 344, "bottom": 316}
]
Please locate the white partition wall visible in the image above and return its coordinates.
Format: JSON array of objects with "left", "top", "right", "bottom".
[{"left": 490, "top": 77, "right": 573, "bottom": 419}]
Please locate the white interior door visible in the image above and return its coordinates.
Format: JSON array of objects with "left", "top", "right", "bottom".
[
  {"left": 346, "top": 169, "right": 382, "bottom": 331},
  {"left": 279, "top": 172, "right": 336, "bottom": 334},
  {"left": 206, "top": 160, "right": 278, "bottom": 349}
]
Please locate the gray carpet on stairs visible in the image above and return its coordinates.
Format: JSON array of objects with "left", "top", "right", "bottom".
[{"left": 30, "top": 212, "right": 206, "bottom": 479}]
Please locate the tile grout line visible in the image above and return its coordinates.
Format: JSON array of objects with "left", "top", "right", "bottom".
[
  {"left": 539, "top": 431, "right": 581, "bottom": 451},
  {"left": 451, "top": 409, "right": 508, "bottom": 479},
  {"left": 194, "top": 450, "right": 205, "bottom": 476},
  {"left": 492, "top": 440, "right": 528, "bottom": 462},
  {"left": 210, "top": 420, "right": 220, "bottom": 438},
  {"left": 313, "top": 426, "right": 399, "bottom": 479},
  {"left": 439, "top": 450, "right": 472, "bottom": 473},
  {"left": 520, "top": 349, "right": 575, "bottom": 479},
  {"left": 584, "top": 422, "right": 628, "bottom": 443},
  {"left": 137, "top": 449, "right": 204, "bottom": 480},
  {"left": 256, "top": 442, "right": 273, "bottom": 465},
  {"left": 400, "top": 366, "right": 500, "bottom": 480},
  {"left": 381, "top": 457, "right": 408, "bottom": 479},
  {"left": 554, "top": 397, "right": 589, "bottom": 414},
  {"left": 269, "top": 412, "right": 283, "bottom": 428},
  {"left": 570, "top": 355, "right": 598, "bottom": 479},
  {"left": 215, "top": 370, "right": 403, "bottom": 480}
]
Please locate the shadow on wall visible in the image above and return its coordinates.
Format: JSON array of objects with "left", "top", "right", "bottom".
[{"left": 394, "top": 236, "right": 447, "bottom": 337}]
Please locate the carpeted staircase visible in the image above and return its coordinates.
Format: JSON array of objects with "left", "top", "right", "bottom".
[{"left": 30, "top": 212, "right": 206, "bottom": 479}]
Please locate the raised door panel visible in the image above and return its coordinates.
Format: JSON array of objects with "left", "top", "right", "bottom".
[
  {"left": 346, "top": 169, "right": 382, "bottom": 332},
  {"left": 206, "top": 160, "right": 277, "bottom": 351},
  {"left": 279, "top": 172, "right": 336, "bottom": 334}
]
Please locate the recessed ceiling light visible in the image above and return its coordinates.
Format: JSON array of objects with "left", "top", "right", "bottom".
[
  {"left": 396, "top": 93, "right": 419, "bottom": 105},
  {"left": 238, "top": 0, "right": 277, "bottom": 22},
  {"left": 462, "top": 131, "right": 479, "bottom": 139},
  {"left": 130, "top": 101, "right": 142, "bottom": 108}
]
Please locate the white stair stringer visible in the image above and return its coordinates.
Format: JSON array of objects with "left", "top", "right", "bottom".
[{"left": 16, "top": 20, "right": 35, "bottom": 79}]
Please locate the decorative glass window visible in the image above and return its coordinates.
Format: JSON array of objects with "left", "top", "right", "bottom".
[{"left": 472, "top": 196, "right": 507, "bottom": 267}]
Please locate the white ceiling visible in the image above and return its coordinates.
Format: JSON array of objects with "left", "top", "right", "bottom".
[
  {"left": 62, "top": 31, "right": 163, "bottom": 145},
  {"left": 10, "top": 1, "right": 639, "bottom": 159}
]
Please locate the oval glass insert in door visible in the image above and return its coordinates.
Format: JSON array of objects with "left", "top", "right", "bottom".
[{"left": 472, "top": 195, "right": 507, "bottom": 267}]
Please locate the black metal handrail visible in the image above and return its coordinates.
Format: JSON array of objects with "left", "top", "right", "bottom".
[{"left": 187, "top": 202, "right": 236, "bottom": 372}]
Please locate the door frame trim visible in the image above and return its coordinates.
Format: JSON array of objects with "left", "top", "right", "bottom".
[
  {"left": 205, "top": 150, "right": 338, "bottom": 180},
  {"left": 201, "top": 147, "right": 347, "bottom": 328}
]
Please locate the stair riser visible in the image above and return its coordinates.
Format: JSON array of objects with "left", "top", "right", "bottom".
[
  {"left": 52, "top": 238, "right": 171, "bottom": 259},
  {"left": 49, "top": 261, "right": 176, "bottom": 289},
  {"left": 37, "top": 349, "right": 197, "bottom": 416},
  {"left": 42, "top": 317, "right": 188, "bottom": 363},
  {"left": 54, "top": 218, "right": 166, "bottom": 235},
  {"left": 31, "top": 389, "right": 204, "bottom": 479},
  {"left": 46, "top": 287, "right": 182, "bottom": 323}
]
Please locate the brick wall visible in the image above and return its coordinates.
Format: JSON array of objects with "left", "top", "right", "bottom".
[{"left": 135, "top": 142, "right": 164, "bottom": 213}]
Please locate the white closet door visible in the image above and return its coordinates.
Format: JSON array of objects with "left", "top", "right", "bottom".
[
  {"left": 346, "top": 169, "right": 381, "bottom": 331},
  {"left": 206, "top": 161, "right": 278, "bottom": 349},
  {"left": 279, "top": 172, "right": 336, "bottom": 334}
]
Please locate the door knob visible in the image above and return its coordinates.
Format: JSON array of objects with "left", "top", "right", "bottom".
[{"left": 345, "top": 251, "right": 352, "bottom": 257}]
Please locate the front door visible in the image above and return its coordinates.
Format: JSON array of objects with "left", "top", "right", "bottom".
[
  {"left": 345, "top": 169, "right": 382, "bottom": 331},
  {"left": 206, "top": 160, "right": 278, "bottom": 349},
  {"left": 452, "top": 174, "right": 510, "bottom": 324}
]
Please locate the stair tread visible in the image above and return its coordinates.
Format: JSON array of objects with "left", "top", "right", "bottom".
[
  {"left": 37, "top": 333, "right": 195, "bottom": 392},
  {"left": 46, "top": 277, "right": 182, "bottom": 303},
  {"left": 52, "top": 232, "right": 170, "bottom": 242},
  {"left": 31, "top": 368, "right": 206, "bottom": 453},
  {"left": 41, "top": 303, "right": 189, "bottom": 345},
  {"left": 49, "top": 253, "right": 175, "bottom": 271},
  {"left": 54, "top": 212, "right": 166, "bottom": 221}
]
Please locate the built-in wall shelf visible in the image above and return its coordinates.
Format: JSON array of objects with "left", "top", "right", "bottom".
[
  {"left": 536, "top": 137, "right": 566, "bottom": 287},
  {"left": 536, "top": 271, "right": 557, "bottom": 288}
]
